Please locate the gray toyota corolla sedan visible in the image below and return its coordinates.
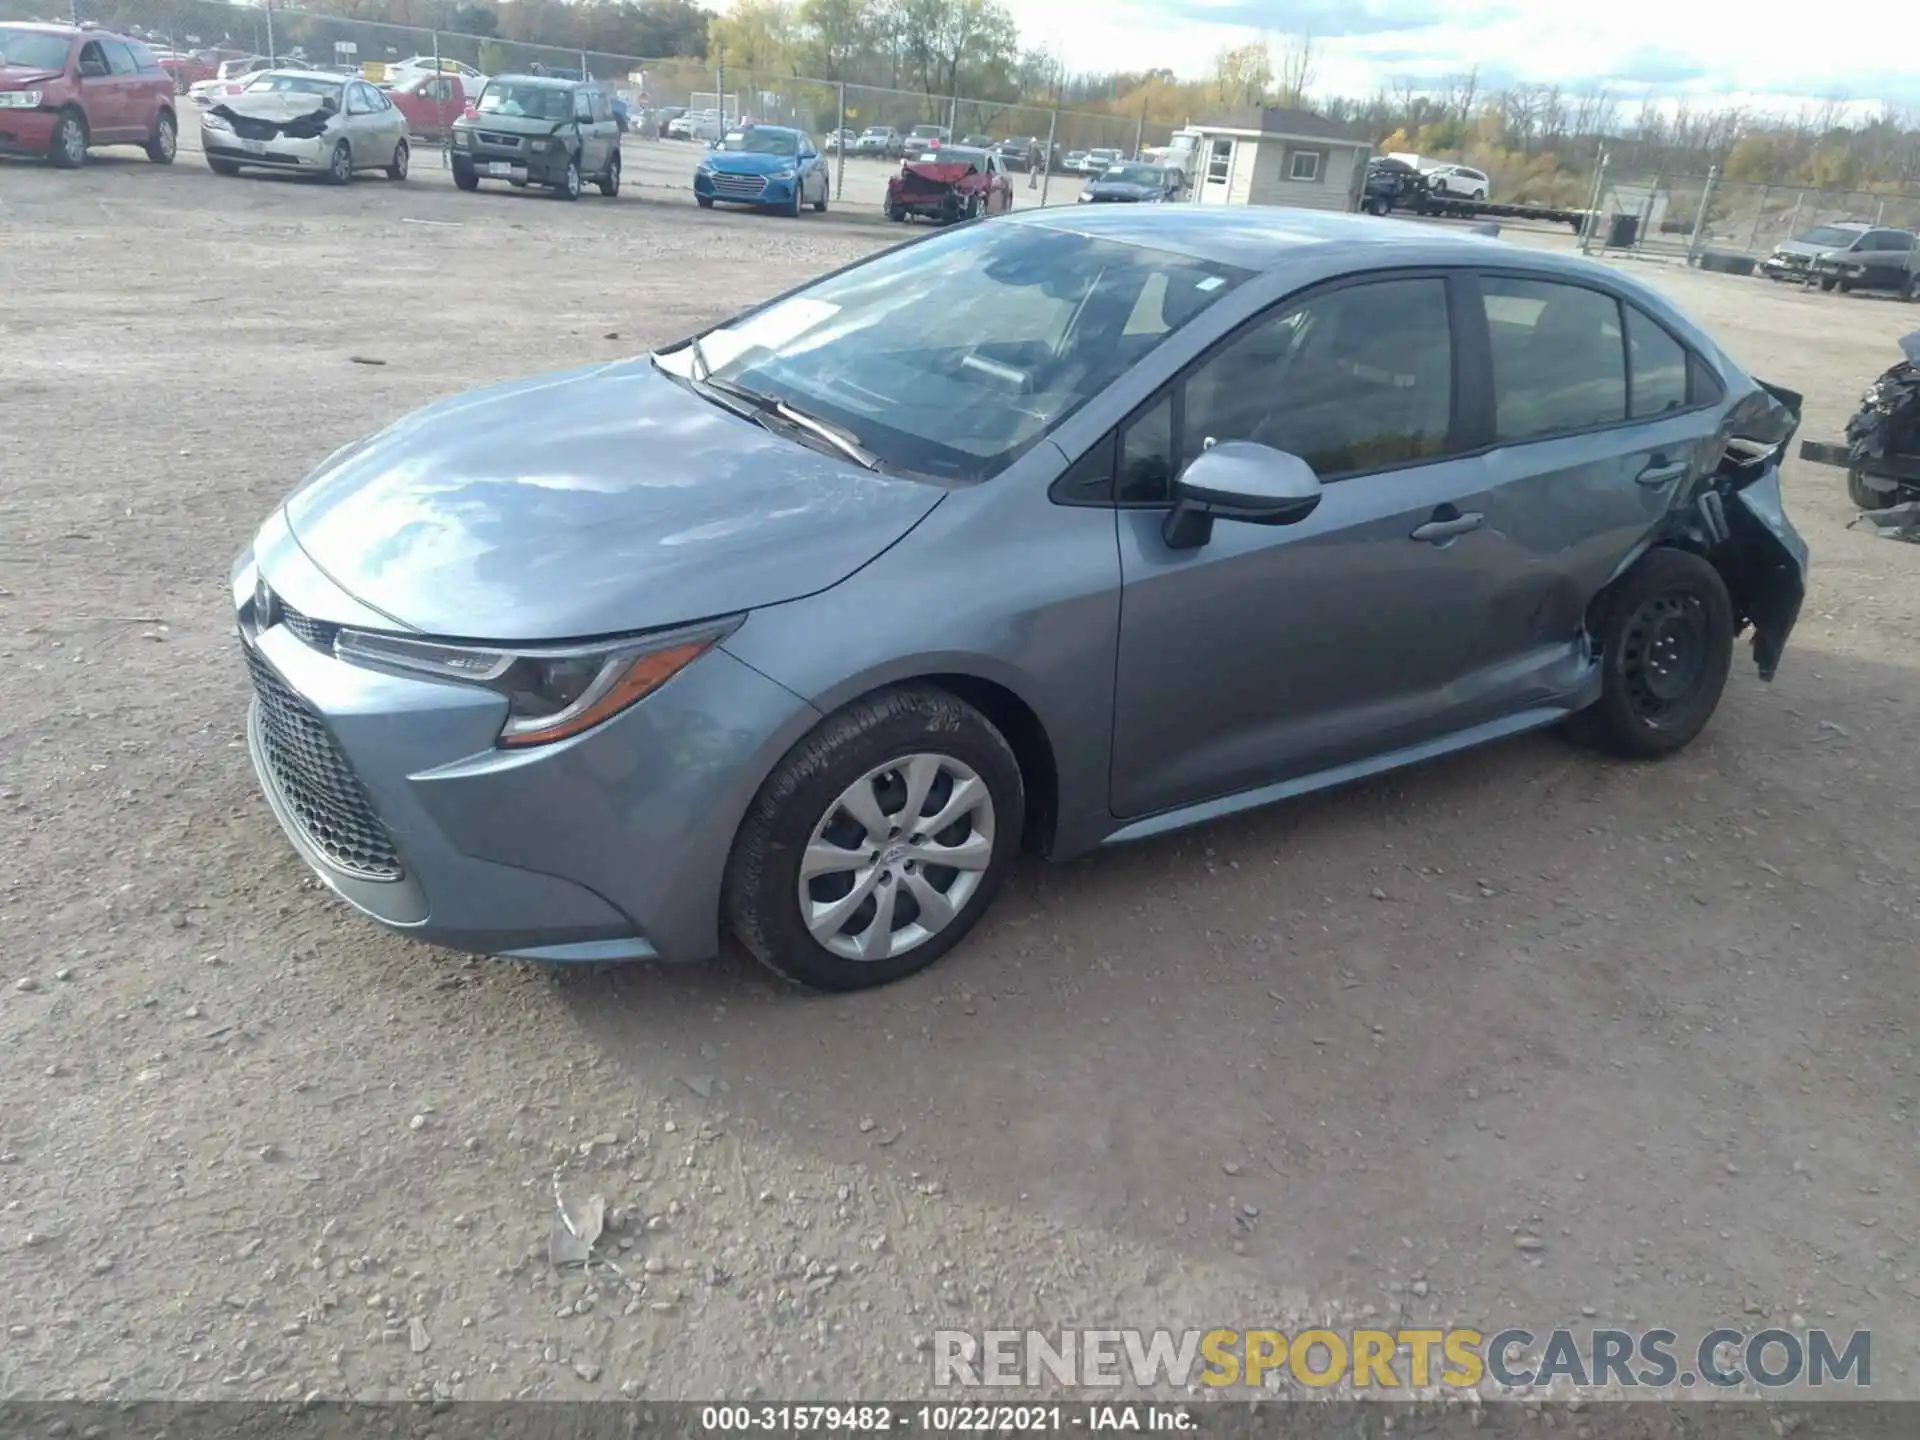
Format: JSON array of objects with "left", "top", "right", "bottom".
[{"left": 233, "top": 208, "right": 1808, "bottom": 991}]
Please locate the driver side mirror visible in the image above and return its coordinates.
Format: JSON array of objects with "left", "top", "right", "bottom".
[{"left": 1162, "top": 441, "right": 1323, "bottom": 550}]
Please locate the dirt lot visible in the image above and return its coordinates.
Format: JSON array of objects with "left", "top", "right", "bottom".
[{"left": 2, "top": 149, "right": 1918, "bottom": 1409}]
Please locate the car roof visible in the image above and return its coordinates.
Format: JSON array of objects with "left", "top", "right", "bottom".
[
  {"left": 0, "top": 21, "right": 80, "bottom": 35},
  {"left": 490, "top": 72, "right": 578, "bottom": 88},
  {"left": 257, "top": 68, "right": 348, "bottom": 83},
  {"left": 1010, "top": 205, "right": 1592, "bottom": 277}
]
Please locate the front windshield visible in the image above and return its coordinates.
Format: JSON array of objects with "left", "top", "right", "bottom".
[
  {"left": 1797, "top": 226, "right": 1861, "bottom": 247},
  {"left": 0, "top": 27, "right": 70, "bottom": 70},
  {"left": 245, "top": 74, "right": 344, "bottom": 101},
  {"left": 1101, "top": 165, "right": 1162, "bottom": 185},
  {"left": 476, "top": 81, "right": 569, "bottom": 120},
  {"left": 722, "top": 128, "right": 798, "bottom": 156},
  {"left": 669, "top": 223, "right": 1251, "bottom": 483},
  {"left": 862, "top": 127, "right": 888, "bottom": 137}
]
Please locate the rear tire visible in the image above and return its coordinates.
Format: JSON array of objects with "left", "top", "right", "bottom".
[
  {"left": 386, "top": 138, "right": 409, "bottom": 181},
  {"left": 50, "top": 108, "right": 87, "bottom": 168},
  {"left": 724, "top": 687, "right": 1024, "bottom": 992},
  {"left": 1564, "top": 548, "right": 1734, "bottom": 760},
  {"left": 146, "top": 110, "right": 177, "bottom": 164}
]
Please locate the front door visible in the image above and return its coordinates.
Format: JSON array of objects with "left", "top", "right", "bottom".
[
  {"left": 1199, "top": 136, "right": 1235, "bottom": 204},
  {"left": 574, "top": 87, "right": 605, "bottom": 174},
  {"left": 1110, "top": 274, "right": 1507, "bottom": 819}
]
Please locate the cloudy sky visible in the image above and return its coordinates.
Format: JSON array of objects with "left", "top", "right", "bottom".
[{"left": 999, "top": 0, "right": 1918, "bottom": 114}]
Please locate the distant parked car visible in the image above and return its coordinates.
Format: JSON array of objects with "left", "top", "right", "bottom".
[
  {"left": 450, "top": 73, "right": 621, "bottom": 200},
  {"left": 1078, "top": 161, "right": 1181, "bottom": 204},
  {"left": 1424, "top": 163, "right": 1488, "bottom": 200},
  {"left": 886, "top": 144, "right": 1012, "bottom": 224},
  {"left": 201, "top": 69, "right": 409, "bottom": 184},
  {"left": 1758, "top": 221, "right": 1883, "bottom": 283},
  {"left": 695, "top": 123, "right": 827, "bottom": 217},
  {"left": 853, "top": 125, "right": 901, "bottom": 157},
  {"left": 905, "top": 122, "right": 948, "bottom": 152},
  {"left": 385, "top": 71, "right": 476, "bottom": 141},
  {"left": 992, "top": 135, "right": 1041, "bottom": 172},
  {"left": 1362, "top": 156, "right": 1424, "bottom": 215},
  {"left": 377, "top": 55, "right": 487, "bottom": 94},
  {"left": 960, "top": 133, "right": 992, "bottom": 148},
  {"left": 655, "top": 104, "right": 686, "bottom": 137},
  {"left": 0, "top": 22, "right": 178, "bottom": 167},
  {"left": 155, "top": 45, "right": 236, "bottom": 95},
  {"left": 821, "top": 126, "right": 856, "bottom": 152},
  {"left": 188, "top": 54, "right": 274, "bottom": 107},
  {"left": 1809, "top": 227, "right": 1920, "bottom": 298}
]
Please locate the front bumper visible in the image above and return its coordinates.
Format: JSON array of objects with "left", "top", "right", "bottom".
[
  {"left": 0, "top": 108, "right": 56, "bottom": 155},
  {"left": 451, "top": 134, "right": 570, "bottom": 183},
  {"left": 1758, "top": 255, "right": 1815, "bottom": 280},
  {"left": 232, "top": 517, "right": 821, "bottom": 964},
  {"left": 694, "top": 170, "right": 796, "bottom": 205},
  {"left": 202, "top": 126, "right": 333, "bottom": 170}
]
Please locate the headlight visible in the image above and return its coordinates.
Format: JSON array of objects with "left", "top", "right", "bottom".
[
  {"left": 0, "top": 90, "right": 43, "bottom": 108},
  {"left": 769, "top": 167, "right": 795, "bottom": 180},
  {"left": 332, "top": 619, "right": 739, "bottom": 748},
  {"left": 451, "top": 129, "right": 469, "bottom": 147},
  {"left": 695, "top": 161, "right": 711, "bottom": 174},
  {"left": 529, "top": 138, "right": 549, "bottom": 152},
  {"left": 202, "top": 110, "right": 231, "bottom": 131}
]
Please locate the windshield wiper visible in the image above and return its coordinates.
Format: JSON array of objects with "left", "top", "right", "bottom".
[
  {"left": 653, "top": 345, "right": 882, "bottom": 472},
  {"left": 767, "top": 400, "right": 882, "bottom": 472}
]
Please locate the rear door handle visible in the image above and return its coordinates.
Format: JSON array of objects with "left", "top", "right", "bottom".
[
  {"left": 1410, "top": 510, "right": 1484, "bottom": 543},
  {"left": 1637, "top": 458, "right": 1690, "bottom": 487}
]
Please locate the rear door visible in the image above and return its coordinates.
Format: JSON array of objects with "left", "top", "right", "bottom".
[
  {"left": 100, "top": 39, "right": 146, "bottom": 139},
  {"left": 76, "top": 39, "right": 127, "bottom": 139},
  {"left": 1461, "top": 271, "right": 1729, "bottom": 676}
]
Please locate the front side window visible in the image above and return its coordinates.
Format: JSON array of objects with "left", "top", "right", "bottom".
[
  {"left": 1119, "top": 277, "right": 1453, "bottom": 503},
  {"left": 1481, "top": 276, "right": 1624, "bottom": 441},
  {"left": 672, "top": 224, "right": 1251, "bottom": 483},
  {"left": 78, "top": 40, "right": 106, "bottom": 74},
  {"left": 573, "top": 89, "right": 592, "bottom": 121}
]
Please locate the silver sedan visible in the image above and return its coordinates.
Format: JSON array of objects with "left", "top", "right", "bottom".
[{"left": 201, "top": 70, "right": 408, "bottom": 183}]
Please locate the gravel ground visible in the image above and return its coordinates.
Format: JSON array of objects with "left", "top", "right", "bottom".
[{"left": 1, "top": 152, "right": 1918, "bottom": 1409}]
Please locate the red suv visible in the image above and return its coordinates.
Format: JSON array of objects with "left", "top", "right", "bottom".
[{"left": 0, "top": 22, "right": 177, "bottom": 167}]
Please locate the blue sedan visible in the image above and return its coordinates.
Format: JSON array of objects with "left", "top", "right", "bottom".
[{"left": 694, "top": 124, "right": 829, "bottom": 217}]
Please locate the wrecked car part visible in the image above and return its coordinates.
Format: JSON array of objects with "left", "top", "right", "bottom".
[{"left": 1795, "top": 329, "right": 1920, "bottom": 520}]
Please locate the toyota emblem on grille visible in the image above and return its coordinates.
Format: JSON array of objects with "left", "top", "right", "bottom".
[{"left": 255, "top": 576, "right": 277, "bottom": 629}]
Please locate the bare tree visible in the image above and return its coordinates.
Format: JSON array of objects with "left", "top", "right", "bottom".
[{"left": 1274, "top": 30, "right": 1316, "bottom": 108}]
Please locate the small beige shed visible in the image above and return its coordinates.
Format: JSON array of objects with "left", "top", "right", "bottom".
[{"left": 1173, "top": 107, "right": 1373, "bottom": 213}]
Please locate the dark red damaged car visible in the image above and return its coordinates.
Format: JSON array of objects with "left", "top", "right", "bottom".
[{"left": 885, "top": 144, "right": 1014, "bottom": 225}]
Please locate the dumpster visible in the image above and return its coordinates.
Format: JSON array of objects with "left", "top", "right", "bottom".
[{"left": 1605, "top": 213, "right": 1640, "bottom": 249}]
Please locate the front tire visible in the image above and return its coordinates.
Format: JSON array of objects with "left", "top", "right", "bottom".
[
  {"left": 1565, "top": 548, "right": 1734, "bottom": 760},
  {"left": 597, "top": 151, "right": 620, "bottom": 196},
  {"left": 452, "top": 160, "right": 479, "bottom": 190},
  {"left": 326, "top": 140, "right": 352, "bottom": 185},
  {"left": 812, "top": 177, "right": 827, "bottom": 212},
  {"left": 554, "top": 155, "right": 581, "bottom": 199},
  {"left": 724, "top": 687, "right": 1025, "bottom": 992},
  {"left": 696, "top": 193, "right": 714, "bottom": 208},
  {"left": 386, "top": 138, "right": 409, "bottom": 181},
  {"left": 1848, "top": 469, "right": 1893, "bottom": 510},
  {"left": 146, "top": 110, "right": 177, "bottom": 164},
  {"left": 207, "top": 155, "right": 240, "bottom": 176},
  {"left": 50, "top": 108, "right": 87, "bottom": 167}
]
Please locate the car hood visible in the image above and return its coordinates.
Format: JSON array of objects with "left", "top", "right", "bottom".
[
  {"left": 705, "top": 151, "right": 797, "bottom": 175},
  {"left": 1084, "top": 181, "right": 1158, "bottom": 200},
  {"left": 459, "top": 110, "right": 564, "bottom": 136},
  {"left": 1774, "top": 239, "right": 1847, "bottom": 258},
  {"left": 0, "top": 66, "right": 60, "bottom": 90},
  {"left": 214, "top": 92, "right": 341, "bottom": 123},
  {"left": 280, "top": 358, "right": 944, "bottom": 641}
]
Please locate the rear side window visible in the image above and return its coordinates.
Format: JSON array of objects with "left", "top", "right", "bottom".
[
  {"left": 1624, "top": 305, "right": 1688, "bottom": 419},
  {"left": 101, "top": 39, "right": 139, "bottom": 75},
  {"left": 127, "top": 40, "right": 163, "bottom": 73},
  {"left": 1480, "top": 276, "right": 1624, "bottom": 441}
]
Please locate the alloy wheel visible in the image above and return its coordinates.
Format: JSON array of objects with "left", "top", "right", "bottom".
[
  {"left": 59, "top": 116, "right": 86, "bottom": 166},
  {"left": 1619, "top": 592, "right": 1708, "bottom": 726},
  {"left": 797, "top": 753, "right": 995, "bottom": 963}
]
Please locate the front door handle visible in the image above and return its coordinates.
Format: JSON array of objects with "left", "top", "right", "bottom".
[
  {"left": 1637, "top": 457, "right": 1690, "bottom": 487},
  {"left": 1410, "top": 509, "right": 1484, "bottom": 543}
]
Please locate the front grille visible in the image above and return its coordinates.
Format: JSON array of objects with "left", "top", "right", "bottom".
[
  {"left": 476, "top": 131, "right": 523, "bottom": 148},
  {"left": 710, "top": 172, "right": 768, "bottom": 200},
  {"left": 277, "top": 599, "right": 340, "bottom": 652},
  {"left": 245, "top": 645, "right": 403, "bottom": 881},
  {"left": 226, "top": 115, "right": 283, "bottom": 141}
]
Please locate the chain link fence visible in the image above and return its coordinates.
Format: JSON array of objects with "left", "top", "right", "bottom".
[{"left": 16, "top": 0, "right": 1217, "bottom": 211}]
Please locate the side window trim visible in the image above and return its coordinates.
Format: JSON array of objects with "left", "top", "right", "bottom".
[{"left": 1052, "top": 267, "right": 1471, "bottom": 510}]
